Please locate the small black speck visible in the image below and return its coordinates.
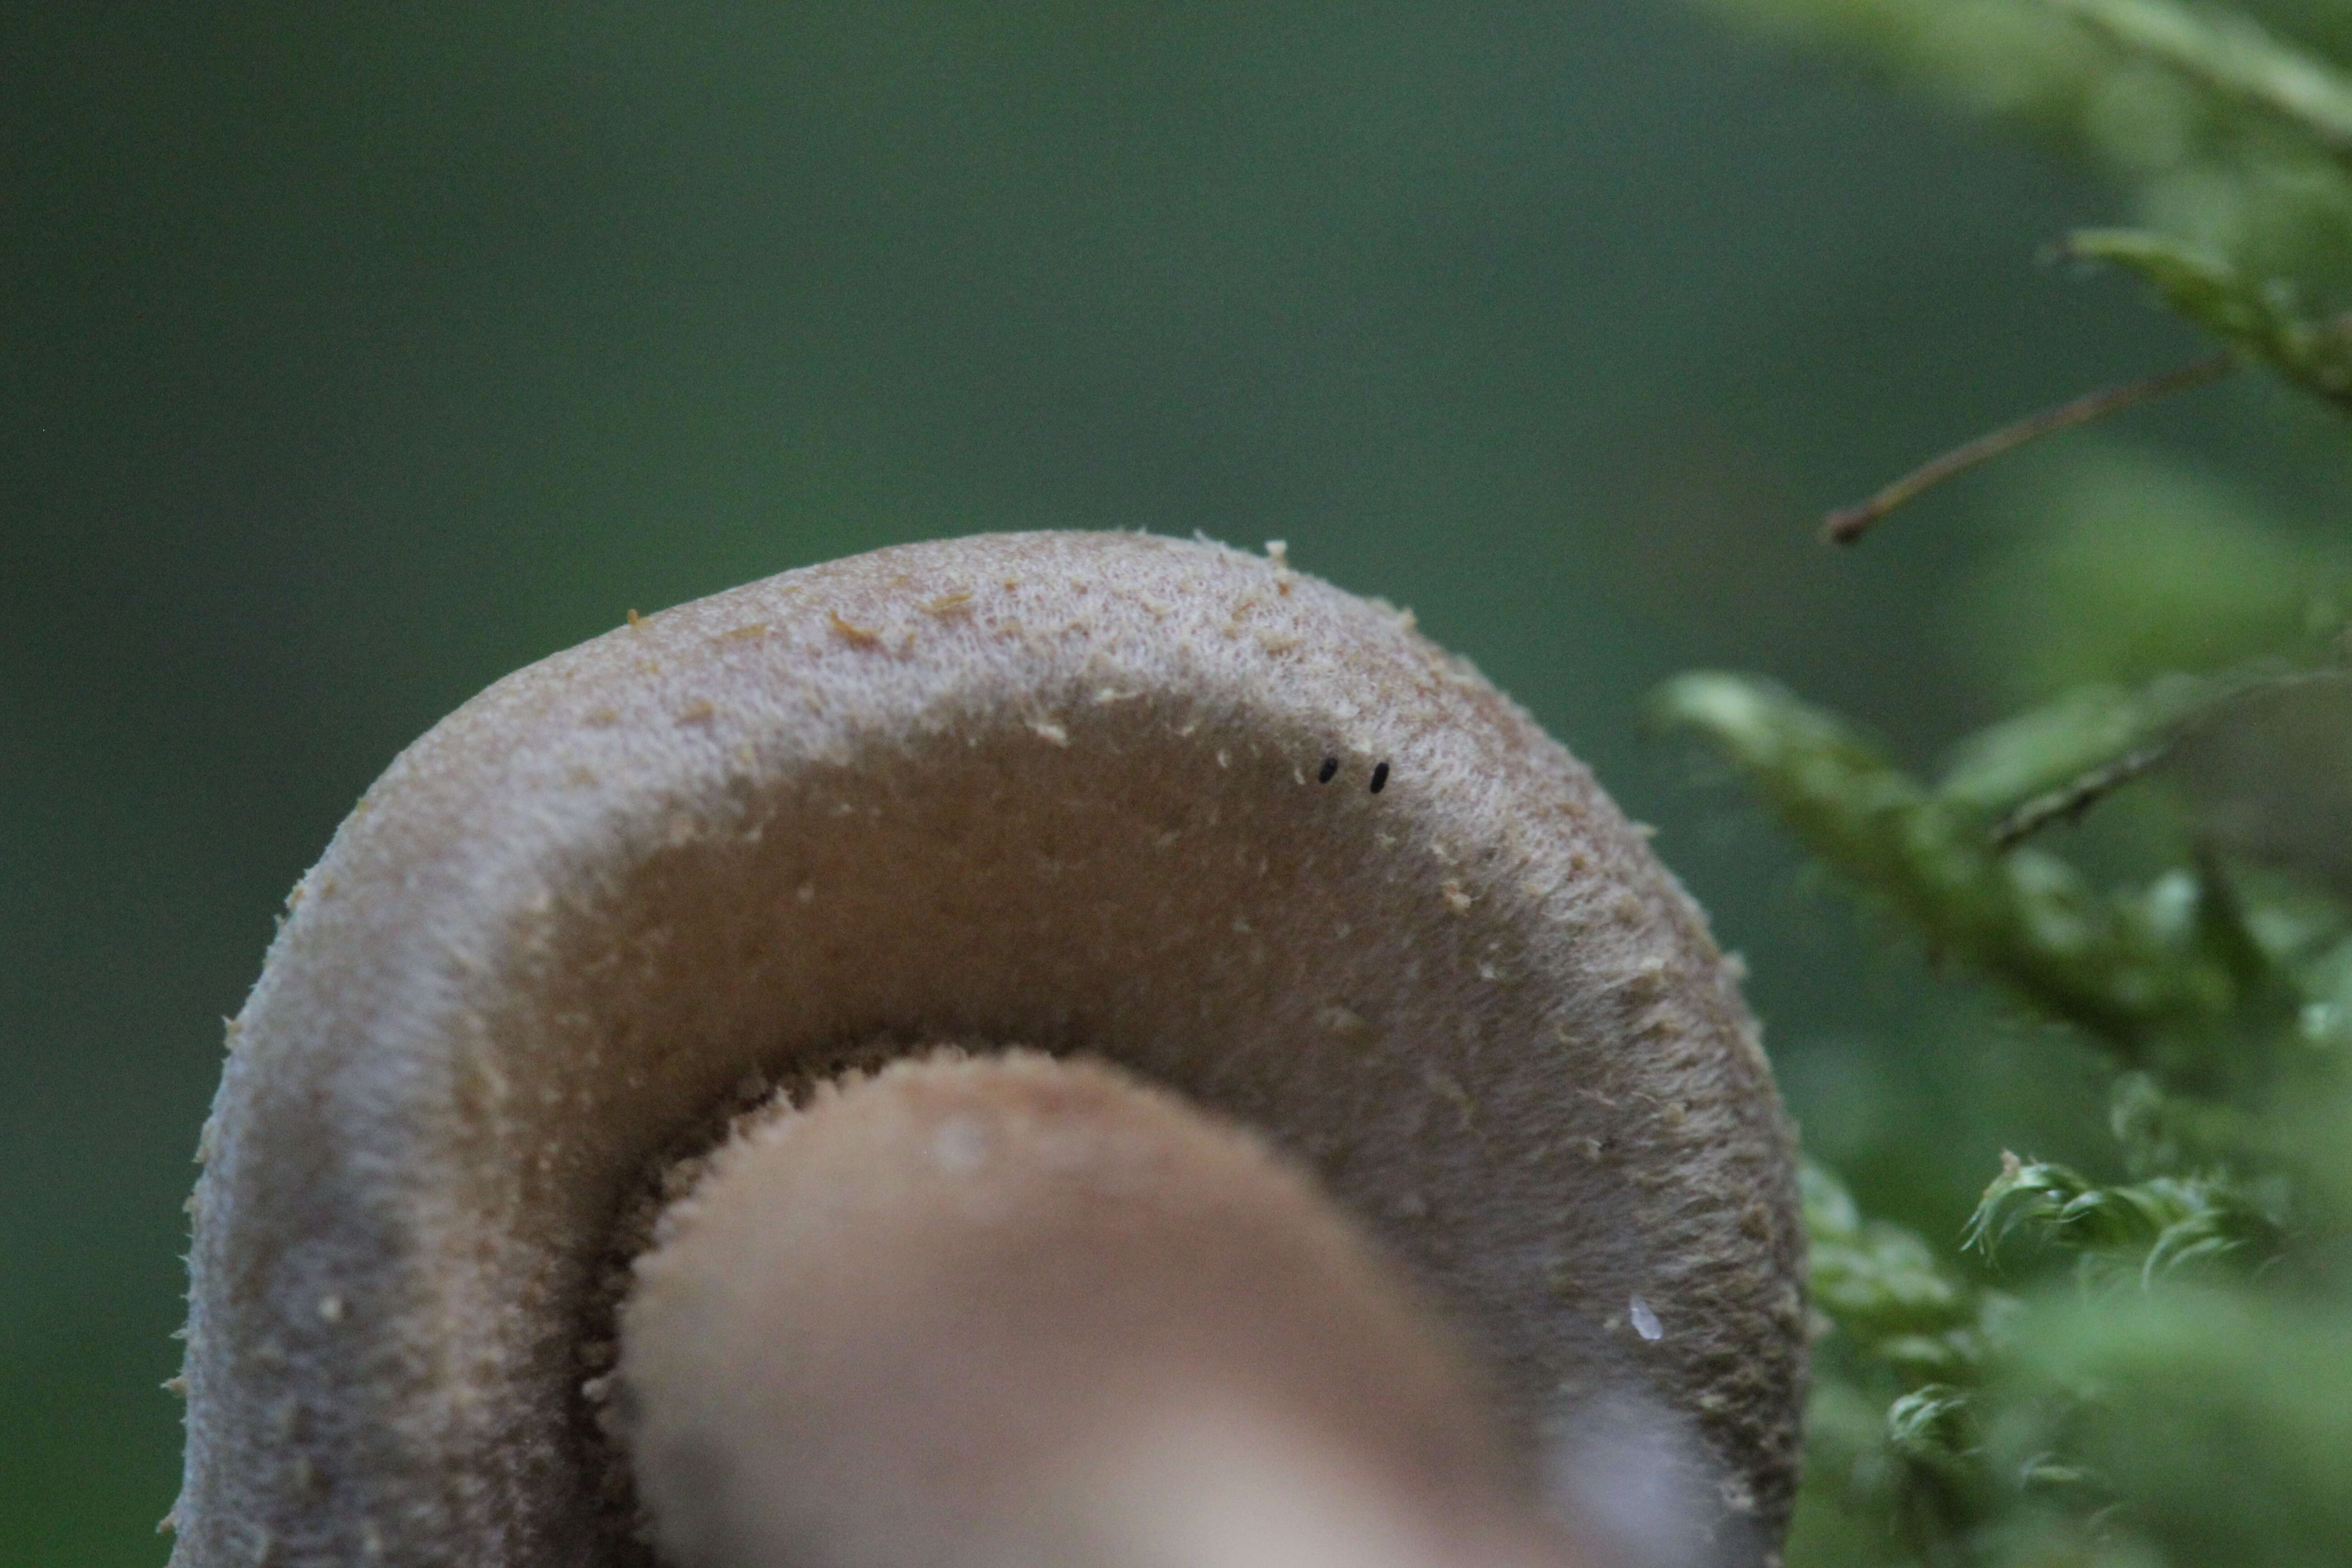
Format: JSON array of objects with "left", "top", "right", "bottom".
[
  {"left": 1317, "top": 755, "right": 1339, "bottom": 784},
  {"left": 1369, "top": 761, "right": 1390, "bottom": 794}
]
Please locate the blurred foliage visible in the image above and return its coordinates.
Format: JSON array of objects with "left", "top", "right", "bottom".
[
  {"left": 1948, "top": 445, "right": 2343, "bottom": 701},
  {"left": 1676, "top": 8, "right": 2352, "bottom": 1566},
  {"left": 1695, "top": 0, "right": 2352, "bottom": 389},
  {"left": 1666, "top": 645, "right": 2352, "bottom": 1567}
]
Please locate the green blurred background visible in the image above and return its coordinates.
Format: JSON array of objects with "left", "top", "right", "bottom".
[{"left": 5, "top": 5, "right": 2343, "bottom": 1562}]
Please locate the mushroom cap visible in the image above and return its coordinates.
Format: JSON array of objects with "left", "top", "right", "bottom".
[{"left": 174, "top": 530, "right": 1803, "bottom": 1567}]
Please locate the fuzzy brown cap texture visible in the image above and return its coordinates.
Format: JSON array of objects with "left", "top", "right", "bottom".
[{"left": 172, "top": 530, "right": 1803, "bottom": 1566}]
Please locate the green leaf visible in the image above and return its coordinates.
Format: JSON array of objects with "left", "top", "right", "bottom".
[
  {"left": 2067, "top": 227, "right": 2352, "bottom": 408},
  {"left": 1965, "top": 1151, "right": 2285, "bottom": 1280},
  {"left": 1936, "top": 679, "right": 2213, "bottom": 819},
  {"left": 1884, "top": 1383, "right": 1975, "bottom": 1466}
]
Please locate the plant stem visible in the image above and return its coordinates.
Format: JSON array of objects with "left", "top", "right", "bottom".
[{"left": 1823, "top": 352, "right": 2237, "bottom": 544}]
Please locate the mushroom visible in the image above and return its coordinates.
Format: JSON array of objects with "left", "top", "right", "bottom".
[{"left": 170, "top": 530, "right": 1803, "bottom": 1567}]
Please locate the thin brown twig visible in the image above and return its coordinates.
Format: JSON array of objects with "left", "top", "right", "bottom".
[
  {"left": 1986, "top": 666, "right": 2352, "bottom": 852},
  {"left": 1823, "top": 351, "right": 2238, "bottom": 545},
  {"left": 1989, "top": 743, "right": 2176, "bottom": 851}
]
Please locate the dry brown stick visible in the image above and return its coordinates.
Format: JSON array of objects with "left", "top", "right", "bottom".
[
  {"left": 1990, "top": 742, "right": 2177, "bottom": 851},
  {"left": 1823, "top": 351, "right": 2238, "bottom": 545},
  {"left": 1986, "top": 666, "right": 2351, "bottom": 852}
]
